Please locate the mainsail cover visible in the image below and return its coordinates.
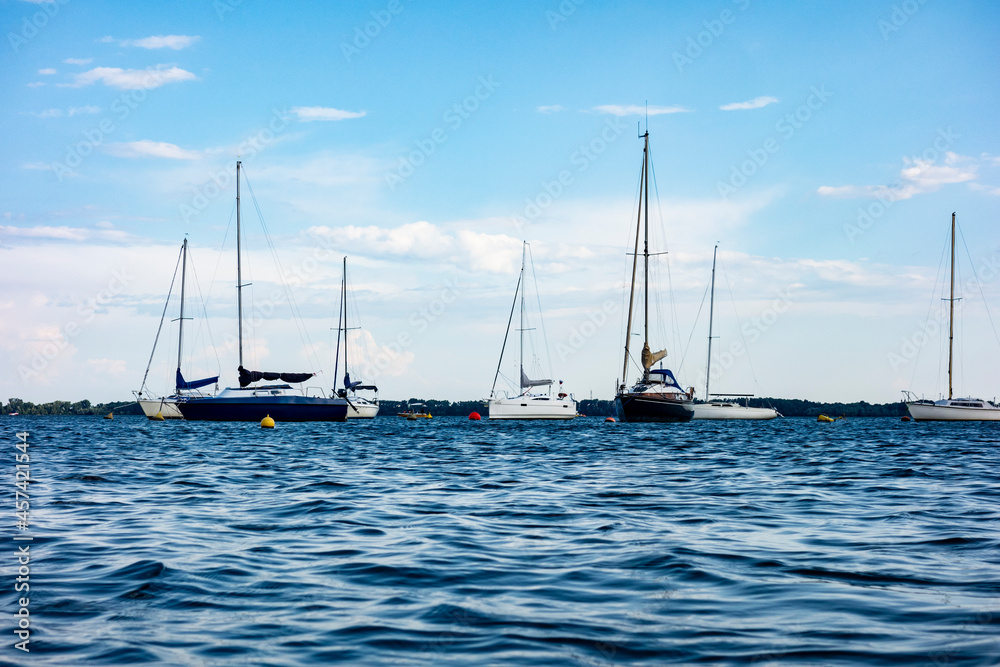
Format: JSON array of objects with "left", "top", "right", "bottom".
[
  {"left": 650, "top": 368, "right": 684, "bottom": 392},
  {"left": 238, "top": 366, "right": 314, "bottom": 388},
  {"left": 520, "top": 367, "right": 553, "bottom": 389},
  {"left": 176, "top": 369, "right": 219, "bottom": 391},
  {"left": 641, "top": 343, "right": 667, "bottom": 370}
]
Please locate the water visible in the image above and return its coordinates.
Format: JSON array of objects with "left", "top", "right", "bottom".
[{"left": 5, "top": 416, "right": 999, "bottom": 665}]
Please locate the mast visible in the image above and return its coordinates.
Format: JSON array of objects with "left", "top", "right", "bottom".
[
  {"left": 621, "top": 137, "right": 646, "bottom": 386},
  {"left": 236, "top": 160, "right": 244, "bottom": 370},
  {"left": 948, "top": 211, "right": 955, "bottom": 400},
  {"left": 333, "top": 257, "right": 345, "bottom": 390},
  {"left": 176, "top": 237, "right": 188, "bottom": 384},
  {"left": 642, "top": 130, "right": 650, "bottom": 382},
  {"left": 705, "top": 244, "right": 718, "bottom": 401},
  {"left": 343, "top": 256, "right": 349, "bottom": 387},
  {"left": 519, "top": 241, "right": 526, "bottom": 390}
]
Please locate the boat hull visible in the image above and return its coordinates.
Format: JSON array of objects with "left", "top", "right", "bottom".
[
  {"left": 692, "top": 403, "right": 778, "bottom": 420},
  {"left": 178, "top": 395, "right": 348, "bottom": 422},
  {"left": 138, "top": 399, "right": 185, "bottom": 420},
  {"left": 905, "top": 402, "right": 1000, "bottom": 421},
  {"left": 614, "top": 393, "right": 694, "bottom": 423},
  {"left": 346, "top": 400, "right": 379, "bottom": 419},
  {"left": 488, "top": 396, "right": 576, "bottom": 419}
]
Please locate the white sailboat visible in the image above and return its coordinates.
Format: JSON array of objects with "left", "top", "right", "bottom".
[
  {"left": 134, "top": 237, "right": 219, "bottom": 419},
  {"left": 333, "top": 256, "right": 379, "bottom": 419},
  {"left": 488, "top": 242, "right": 576, "bottom": 419},
  {"left": 904, "top": 213, "right": 1000, "bottom": 421},
  {"left": 691, "top": 245, "right": 778, "bottom": 420}
]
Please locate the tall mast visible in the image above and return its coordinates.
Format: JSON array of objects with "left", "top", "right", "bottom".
[
  {"left": 177, "top": 237, "right": 188, "bottom": 381},
  {"left": 519, "top": 241, "right": 526, "bottom": 387},
  {"left": 333, "top": 257, "right": 345, "bottom": 390},
  {"left": 948, "top": 211, "right": 955, "bottom": 400},
  {"left": 236, "top": 160, "right": 244, "bottom": 370},
  {"left": 621, "top": 137, "right": 646, "bottom": 386},
  {"left": 705, "top": 244, "right": 718, "bottom": 401},
  {"left": 642, "top": 131, "right": 650, "bottom": 382},
  {"left": 343, "top": 256, "right": 349, "bottom": 385}
]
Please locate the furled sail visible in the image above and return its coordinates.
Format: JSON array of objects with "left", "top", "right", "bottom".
[
  {"left": 520, "top": 367, "right": 553, "bottom": 389},
  {"left": 176, "top": 369, "right": 219, "bottom": 391},
  {"left": 238, "top": 366, "right": 314, "bottom": 388},
  {"left": 343, "top": 372, "right": 362, "bottom": 390},
  {"left": 641, "top": 343, "right": 667, "bottom": 370}
]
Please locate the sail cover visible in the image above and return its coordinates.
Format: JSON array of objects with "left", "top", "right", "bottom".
[
  {"left": 641, "top": 342, "right": 667, "bottom": 370},
  {"left": 176, "top": 369, "right": 219, "bottom": 391},
  {"left": 238, "top": 366, "right": 314, "bottom": 388},
  {"left": 520, "top": 367, "right": 553, "bottom": 389},
  {"left": 343, "top": 372, "right": 362, "bottom": 390},
  {"left": 650, "top": 368, "right": 684, "bottom": 392}
]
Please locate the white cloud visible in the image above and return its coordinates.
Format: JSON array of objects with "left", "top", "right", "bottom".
[
  {"left": 290, "top": 106, "right": 367, "bottom": 122},
  {"left": 38, "top": 68, "right": 56, "bottom": 75},
  {"left": 64, "top": 57, "right": 93, "bottom": 65},
  {"left": 0, "top": 224, "right": 133, "bottom": 243},
  {"left": 818, "top": 152, "right": 979, "bottom": 201},
  {"left": 537, "top": 105, "right": 565, "bottom": 114},
  {"left": 121, "top": 35, "right": 201, "bottom": 50},
  {"left": 29, "top": 106, "right": 101, "bottom": 119},
  {"left": 719, "top": 96, "right": 779, "bottom": 111},
  {"left": 105, "top": 140, "right": 202, "bottom": 160},
  {"left": 64, "top": 65, "right": 197, "bottom": 90},
  {"left": 592, "top": 104, "right": 692, "bottom": 116},
  {"left": 69, "top": 105, "right": 101, "bottom": 116},
  {"left": 27, "top": 82, "right": 45, "bottom": 88},
  {"left": 97, "top": 36, "right": 115, "bottom": 43},
  {"left": 30, "top": 109, "right": 63, "bottom": 119}
]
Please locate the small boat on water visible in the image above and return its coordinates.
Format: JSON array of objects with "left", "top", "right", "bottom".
[
  {"left": 691, "top": 244, "right": 778, "bottom": 421},
  {"left": 332, "top": 257, "right": 379, "bottom": 419},
  {"left": 613, "top": 129, "right": 693, "bottom": 423},
  {"left": 488, "top": 241, "right": 576, "bottom": 420},
  {"left": 134, "top": 237, "right": 219, "bottom": 419},
  {"left": 398, "top": 403, "right": 432, "bottom": 419},
  {"left": 903, "top": 213, "right": 1000, "bottom": 421},
  {"left": 817, "top": 414, "right": 843, "bottom": 422},
  {"left": 178, "top": 161, "right": 346, "bottom": 422}
]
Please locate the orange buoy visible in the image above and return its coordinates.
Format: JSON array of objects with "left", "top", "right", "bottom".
[
  {"left": 468, "top": 412, "right": 482, "bottom": 420},
  {"left": 605, "top": 417, "right": 616, "bottom": 422},
  {"left": 901, "top": 416, "right": 911, "bottom": 422}
]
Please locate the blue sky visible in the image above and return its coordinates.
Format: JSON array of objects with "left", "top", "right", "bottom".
[{"left": 3, "top": 0, "right": 1000, "bottom": 404}]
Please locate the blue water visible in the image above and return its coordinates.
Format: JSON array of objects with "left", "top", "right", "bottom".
[{"left": 4, "top": 416, "right": 1000, "bottom": 665}]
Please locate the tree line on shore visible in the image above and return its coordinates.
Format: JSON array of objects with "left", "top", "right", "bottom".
[{"left": 3, "top": 397, "right": 904, "bottom": 418}]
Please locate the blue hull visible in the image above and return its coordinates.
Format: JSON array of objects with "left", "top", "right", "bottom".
[
  {"left": 178, "top": 395, "right": 348, "bottom": 422},
  {"left": 614, "top": 393, "right": 694, "bottom": 423}
]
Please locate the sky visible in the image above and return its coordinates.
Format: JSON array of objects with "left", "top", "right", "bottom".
[{"left": 2, "top": 0, "right": 1000, "bottom": 405}]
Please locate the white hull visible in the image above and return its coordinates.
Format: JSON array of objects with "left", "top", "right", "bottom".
[
  {"left": 138, "top": 399, "right": 184, "bottom": 419},
  {"left": 345, "top": 400, "right": 379, "bottom": 419},
  {"left": 692, "top": 403, "right": 778, "bottom": 420},
  {"left": 905, "top": 400, "right": 1000, "bottom": 421},
  {"left": 488, "top": 396, "right": 576, "bottom": 420}
]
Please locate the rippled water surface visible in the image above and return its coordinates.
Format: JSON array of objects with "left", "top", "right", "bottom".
[{"left": 5, "top": 416, "right": 1000, "bottom": 665}]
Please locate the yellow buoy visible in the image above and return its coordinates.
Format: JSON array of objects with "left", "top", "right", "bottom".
[
  {"left": 817, "top": 414, "right": 834, "bottom": 422},
  {"left": 151, "top": 411, "right": 165, "bottom": 421},
  {"left": 104, "top": 412, "right": 113, "bottom": 420},
  {"left": 261, "top": 415, "right": 275, "bottom": 429}
]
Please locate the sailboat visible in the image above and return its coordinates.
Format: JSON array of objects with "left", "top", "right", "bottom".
[
  {"left": 904, "top": 213, "right": 1000, "bottom": 421},
  {"left": 488, "top": 241, "right": 576, "bottom": 419},
  {"left": 333, "top": 257, "right": 379, "bottom": 419},
  {"left": 134, "top": 237, "right": 219, "bottom": 419},
  {"left": 613, "top": 130, "right": 694, "bottom": 423},
  {"left": 178, "top": 161, "right": 348, "bottom": 422},
  {"left": 691, "top": 245, "right": 778, "bottom": 420}
]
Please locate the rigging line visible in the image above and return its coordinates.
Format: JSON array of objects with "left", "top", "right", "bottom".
[
  {"left": 139, "top": 243, "right": 184, "bottom": 395},
  {"left": 185, "top": 246, "right": 223, "bottom": 376},
  {"left": 910, "top": 224, "right": 952, "bottom": 392},
  {"left": 719, "top": 256, "right": 762, "bottom": 391},
  {"left": 491, "top": 271, "right": 522, "bottom": 398},
  {"left": 526, "top": 243, "right": 554, "bottom": 383},
  {"left": 677, "top": 279, "right": 711, "bottom": 378},
  {"left": 647, "top": 143, "right": 682, "bottom": 358},
  {"left": 957, "top": 221, "right": 1000, "bottom": 350},
  {"left": 619, "top": 162, "right": 646, "bottom": 381},
  {"left": 242, "top": 171, "right": 324, "bottom": 380}
]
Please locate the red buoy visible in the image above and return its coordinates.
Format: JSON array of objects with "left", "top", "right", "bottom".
[
  {"left": 605, "top": 417, "right": 616, "bottom": 423},
  {"left": 469, "top": 412, "right": 482, "bottom": 420}
]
